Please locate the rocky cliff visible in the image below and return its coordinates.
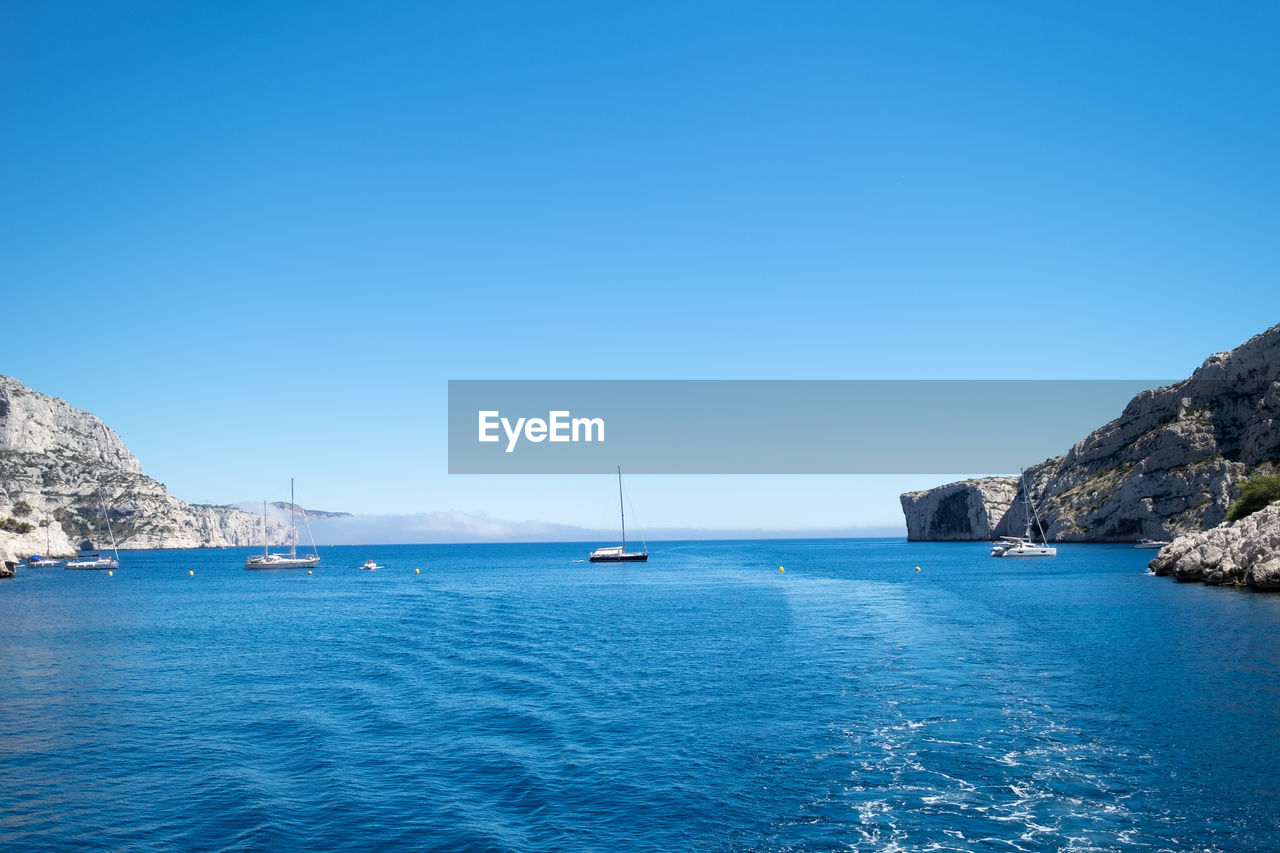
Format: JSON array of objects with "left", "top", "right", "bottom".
[
  {"left": 901, "top": 323, "right": 1280, "bottom": 541},
  {"left": 0, "top": 375, "right": 294, "bottom": 563},
  {"left": 1148, "top": 503, "right": 1280, "bottom": 588},
  {"left": 901, "top": 477, "right": 1018, "bottom": 540}
]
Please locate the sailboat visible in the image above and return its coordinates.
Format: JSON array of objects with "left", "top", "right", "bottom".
[
  {"left": 991, "top": 471, "right": 1057, "bottom": 558},
  {"left": 589, "top": 467, "right": 648, "bottom": 562},
  {"left": 65, "top": 490, "right": 121, "bottom": 570},
  {"left": 245, "top": 479, "right": 321, "bottom": 569},
  {"left": 28, "top": 519, "right": 65, "bottom": 568}
]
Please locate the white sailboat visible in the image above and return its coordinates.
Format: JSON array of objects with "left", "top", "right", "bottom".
[
  {"left": 65, "top": 490, "right": 121, "bottom": 570},
  {"left": 589, "top": 467, "right": 648, "bottom": 562},
  {"left": 245, "top": 479, "right": 321, "bottom": 569},
  {"left": 991, "top": 471, "right": 1058, "bottom": 558}
]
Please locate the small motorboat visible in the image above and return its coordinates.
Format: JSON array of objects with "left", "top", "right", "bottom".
[
  {"left": 1134, "top": 538, "right": 1170, "bottom": 549},
  {"left": 361, "top": 560, "right": 382, "bottom": 570}
]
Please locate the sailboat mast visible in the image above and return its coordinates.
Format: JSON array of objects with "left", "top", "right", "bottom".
[
  {"left": 262, "top": 501, "right": 268, "bottom": 557},
  {"left": 290, "top": 478, "right": 297, "bottom": 558},
  {"left": 1024, "top": 490, "right": 1031, "bottom": 540},
  {"left": 1021, "top": 471, "right": 1032, "bottom": 540},
  {"left": 618, "top": 466, "right": 626, "bottom": 552},
  {"left": 105, "top": 499, "right": 119, "bottom": 561}
]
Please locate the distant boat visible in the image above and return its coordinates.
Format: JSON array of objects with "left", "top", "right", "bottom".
[
  {"left": 28, "top": 519, "right": 65, "bottom": 566},
  {"left": 361, "top": 560, "right": 382, "bottom": 570},
  {"left": 589, "top": 467, "right": 648, "bottom": 563},
  {"left": 1134, "top": 538, "right": 1170, "bottom": 549},
  {"left": 991, "top": 471, "right": 1057, "bottom": 558},
  {"left": 66, "top": 490, "right": 120, "bottom": 570},
  {"left": 245, "top": 480, "right": 321, "bottom": 569}
]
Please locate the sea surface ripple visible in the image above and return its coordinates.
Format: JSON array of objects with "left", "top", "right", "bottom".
[{"left": 2, "top": 540, "right": 1279, "bottom": 851}]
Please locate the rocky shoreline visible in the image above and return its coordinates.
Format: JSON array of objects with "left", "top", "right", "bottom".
[{"left": 1148, "top": 503, "right": 1280, "bottom": 588}]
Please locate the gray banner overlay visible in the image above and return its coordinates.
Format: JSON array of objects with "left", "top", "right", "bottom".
[{"left": 448, "top": 380, "right": 1171, "bottom": 474}]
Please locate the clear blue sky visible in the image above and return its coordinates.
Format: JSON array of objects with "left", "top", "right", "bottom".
[{"left": 2, "top": 2, "right": 1278, "bottom": 535}]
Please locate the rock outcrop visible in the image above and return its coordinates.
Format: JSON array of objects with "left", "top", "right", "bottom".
[
  {"left": 901, "top": 477, "right": 1018, "bottom": 540},
  {"left": 901, "top": 323, "right": 1280, "bottom": 541},
  {"left": 1148, "top": 503, "right": 1280, "bottom": 587},
  {"left": 0, "top": 375, "right": 293, "bottom": 563}
]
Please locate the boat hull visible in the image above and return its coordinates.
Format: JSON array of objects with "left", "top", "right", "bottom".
[
  {"left": 245, "top": 556, "right": 321, "bottom": 569},
  {"left": 589, "top": 553, "right": 649, "bottom": 562},
  {"left": 65, "top": 560, "right": 119, "bottom": 570},
  {"left": 991, "top": 547, "right": 1057, "bottom": 558}
]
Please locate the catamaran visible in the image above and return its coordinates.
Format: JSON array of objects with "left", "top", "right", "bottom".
[
  {"left": 589, "top": 467, "right": 648, "bottom": 562},
  {"left": 245, "top": 479, "right": 321, "bottom": 569},
  {"left": 991, "top": 471, "right": 1058, "bottom": 558}
]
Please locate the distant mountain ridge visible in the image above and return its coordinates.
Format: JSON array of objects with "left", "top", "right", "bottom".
[
  {"left": 271, "top": 502, "right": 352, "bottom": 520},
  {"left": 902, "top": 323, "right": 1280, "bottom": 541},
  {"left": 0, "top": 375, "right": 294, "bottom": 562}
]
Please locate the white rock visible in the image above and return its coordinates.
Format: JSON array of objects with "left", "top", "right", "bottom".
[{"left": 1149, "top": 502, "right": 1280, "bottom": 587}]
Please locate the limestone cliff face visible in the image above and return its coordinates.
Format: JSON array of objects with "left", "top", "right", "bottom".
[
  {"left": 0, "top": 379, "right": 141, "bottom": 474},
  {"left": 902, "top": 323, "right": 1280, "bottom": 541},
  {"left": 901, "top": 478, "right": 1018, "bottom": 540},
  {"left": 1147, "top": 503, "right": 1280, "bottom": 588},
  {"left": 0, "top": 376, "right": 292, "bottom": 562}
]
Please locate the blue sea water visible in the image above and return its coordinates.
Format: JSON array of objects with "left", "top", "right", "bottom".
[{"left": 2, "top": 539, "right": 1279, "bottom": 852}]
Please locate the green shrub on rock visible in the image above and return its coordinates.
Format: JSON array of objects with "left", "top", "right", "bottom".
[
  {"left": 0, "top": 517, "right": 35, "bottom": 534},
  {"left": 1225, "top": 475, "right": 1280, "bottom": 522}
]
